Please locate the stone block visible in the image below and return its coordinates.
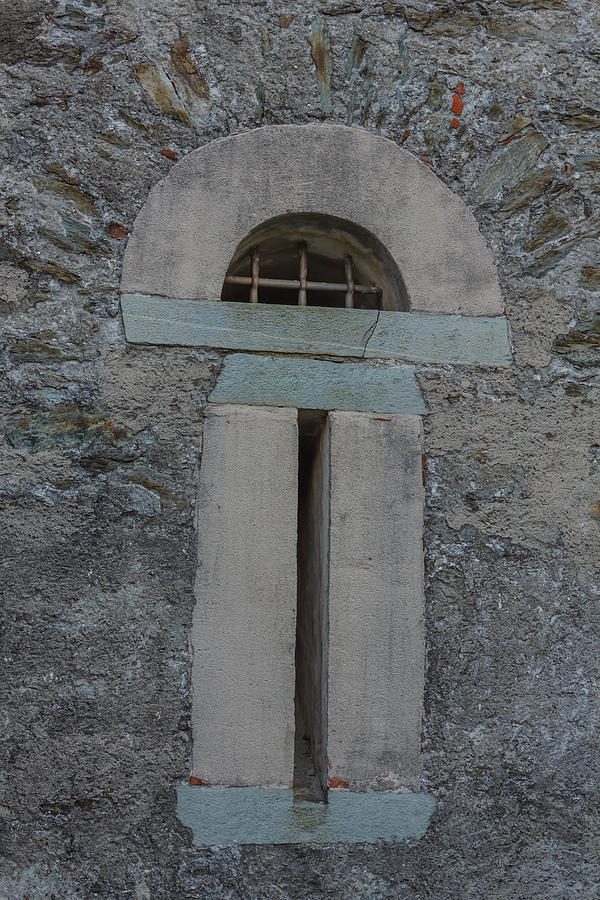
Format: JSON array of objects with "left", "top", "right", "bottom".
[
  {"left": 121, "top": 294, "right": 512, "bottom": 367},
  {"left": 209, "top": 353, "right": 427, "bottom": 415},
  {"left": 191, "top": 404, "right": 298, "bottom": 787},
  {"left": 327, "top": 411, "right": 425, "bottom": 791}
]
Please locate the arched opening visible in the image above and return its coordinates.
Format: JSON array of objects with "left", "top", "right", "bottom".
[{"left": 220, "top": 212, "right": 408, "bottom": 311}]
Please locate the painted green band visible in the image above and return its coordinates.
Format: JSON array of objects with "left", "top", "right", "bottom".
[
  {"left": 121, "top": 294, "right": 511, "bottom": 367},
  {"left": 210, "top": 353, "right": 427, "bottom": 415},
  {"left": 176, "top": 784, "right": 436, "bottom": 846}
]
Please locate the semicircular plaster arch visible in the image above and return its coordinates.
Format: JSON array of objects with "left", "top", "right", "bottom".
[{"left": 121, "top": 124, "right": 501, "bottom": 317}]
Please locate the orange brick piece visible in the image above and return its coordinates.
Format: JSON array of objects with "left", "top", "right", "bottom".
[
  {"left": 107, "top": 221, "right": 128, "bottom": 240},
  {"left": 452, "top": 93, "right": 464, "bottom": 116},
  {"left": 450, "top": 117, "right": 461, "bottom": 128},
  {"left": 328, "top": 775, "right": 350, "bottom": 789}
]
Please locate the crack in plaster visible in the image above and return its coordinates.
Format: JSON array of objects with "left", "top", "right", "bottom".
[{"left": 360, "top": 308, "right": 381, "bottom": 358}]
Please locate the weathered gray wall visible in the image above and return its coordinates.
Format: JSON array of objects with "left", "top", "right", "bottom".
[{"left": 0, "top": 0, "right": 599, "bottom": 897}]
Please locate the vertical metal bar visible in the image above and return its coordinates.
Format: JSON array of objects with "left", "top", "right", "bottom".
[
  {"left": 250, "top": 248, "right": 260, "bottom": 303},
  {"left": 298, "top": 242, "right": 308, "bottom": 306},
  {"left": 344, "top": 255, "right": 355, "bottom": 309}
]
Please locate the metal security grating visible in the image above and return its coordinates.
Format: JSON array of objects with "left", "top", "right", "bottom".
[{"left": 224, "top": 242, "right": 382, "bottom": 309}]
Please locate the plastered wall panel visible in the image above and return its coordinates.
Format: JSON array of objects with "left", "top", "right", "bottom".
[{"left": 191, "top": 404, "right": 298, "bottom": 787}]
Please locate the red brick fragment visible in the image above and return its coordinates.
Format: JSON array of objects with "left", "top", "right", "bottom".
[
  {"left": 455, "top": 81, "right": 466, "bottom": 96},
  {"left": 450, "top": 117, "right": 461, "bottom": 129},
  {"left": 107, "top": 221, "right": 129, "bottom": 240},
  {"left": 328, "top": 776, "right": 350, "bottom": 789},
  {"left": 400, "top": 129, "right": 411, "bottom": 143},
  {"left": 190, "top": 775, "right": 209, "bottom": 785},
  {"left": 161, "top": 148, "right": 179, "bottom": 160},
  {"left": 451, "top": 94, "right": 464, "bottom": 116}
]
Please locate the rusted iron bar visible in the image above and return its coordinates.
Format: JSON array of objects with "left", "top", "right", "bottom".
[
  {"left": 298, "top": 242, "right": 308, "bottom": 306},
  {"left": 250, "top": 248, "right": 260, "bottom": 303},
  {"left": 344, "top": 255, "right": 354, "bottom": 309},
  {"left": 225, "top": 275, "right": 380, "bottom": 294}
]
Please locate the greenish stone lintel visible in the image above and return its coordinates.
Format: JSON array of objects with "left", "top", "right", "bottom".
[
  {"left": 121, "top": 294, "right": 511, "bottom": 367},
  {"left": 176, "top": 785, "right": 436, "bottom": 847},
  {"left": 210, "top": 354, "right": 427, "bottom": 415}
]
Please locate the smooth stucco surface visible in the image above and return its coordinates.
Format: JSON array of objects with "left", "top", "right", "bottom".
[
  {"left": 191, "top": 404, "right": 298, "bottom": 787},
  {"left": 120, "top": 124, "right": 502, "bottom": 316},
  {"left": 328, "top": 412, "right": 425, "bottom": 791}
]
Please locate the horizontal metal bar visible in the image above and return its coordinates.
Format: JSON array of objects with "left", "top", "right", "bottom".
[{"left": 225, "top": 276, "right": 380, "bottom": 294}]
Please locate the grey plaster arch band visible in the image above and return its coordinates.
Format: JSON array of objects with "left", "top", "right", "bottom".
[{"left": 121, "top": 123, "right": 502, "bottom": 317}]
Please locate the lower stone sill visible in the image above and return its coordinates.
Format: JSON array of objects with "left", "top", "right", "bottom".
[{"left": 176, "top": 784, "right": 436, "bottom": 847}]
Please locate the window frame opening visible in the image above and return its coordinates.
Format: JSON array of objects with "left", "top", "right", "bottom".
[
  {"left": 220, "top": 212, "right": 409, "bottom": 311},
  {"left": 225, "top": 243, "right": 382, "bottom": 309}
]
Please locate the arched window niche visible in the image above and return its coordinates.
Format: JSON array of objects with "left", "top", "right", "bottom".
[
  {"left": 119, "top": 124, "right": 511, "bottom": 848},
  {"left": 220, "top": 212, "right": 409, "bottom": 311},
  {"left": 121, "top": 124, "right": 510, "bottom": 371}
]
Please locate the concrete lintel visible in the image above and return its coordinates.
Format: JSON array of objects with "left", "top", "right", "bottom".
[
  {"left": 210, "top": 354, "right": 427, "bottom": 415},
  {"left": 121, "top": 294, "right": 512, "bottom": 367},
  {"left": 176, "top": 784, "right": 436, "bottom": 846}
]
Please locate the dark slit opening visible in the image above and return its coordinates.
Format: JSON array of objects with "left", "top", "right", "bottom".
[{"left": 293, "top": 409, "right": 329, "bottom": 802}]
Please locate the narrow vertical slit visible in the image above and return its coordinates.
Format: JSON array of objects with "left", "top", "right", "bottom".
[{"left": 294, "top": 409, "right": 329, "bottom": 802}]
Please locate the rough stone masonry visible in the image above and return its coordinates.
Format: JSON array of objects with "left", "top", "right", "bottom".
[{"left": 0, "top": 0, "right": 599, "bottom": 897}]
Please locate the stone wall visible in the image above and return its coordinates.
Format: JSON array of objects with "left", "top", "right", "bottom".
[{"left": 0, "top": 0, "right": 598, "bottom": 897}]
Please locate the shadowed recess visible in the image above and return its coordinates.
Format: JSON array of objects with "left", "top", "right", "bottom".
[{"left": 220, "top": 212, "right": 408, "bottom": 310}]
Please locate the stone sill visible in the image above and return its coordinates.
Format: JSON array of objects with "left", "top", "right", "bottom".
[{"left": 176, "top": 784, "right": 436, "bottom": 847}]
